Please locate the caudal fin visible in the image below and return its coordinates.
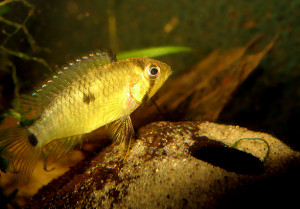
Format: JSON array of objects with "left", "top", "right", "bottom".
[{"left": 0, "top": 127, "right": 40, "bottom": 182}]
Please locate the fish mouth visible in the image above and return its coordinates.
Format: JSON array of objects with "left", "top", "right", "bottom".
[{"left": 166, "top": 67, "right": 172, "bottom": 78}]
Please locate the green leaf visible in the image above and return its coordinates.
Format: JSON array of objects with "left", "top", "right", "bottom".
[
  {"left": 6, "top": 109, "right": 22, "bottom": 120},
  {"left": 0, "top": 109, "right": 37, "bottom": 127},
  {"left": 117, "top": 46, "right": 191, "bottom": 60},
  {"left": 20, "top": 118, "right": 37, "bottom": 127}
]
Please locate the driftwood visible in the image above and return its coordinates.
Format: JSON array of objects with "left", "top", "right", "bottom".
[{"left": 133, "top": 34, "right": 278, "bottom": 126}]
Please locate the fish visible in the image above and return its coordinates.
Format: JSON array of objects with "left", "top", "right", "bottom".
[{"left": 0, "top": 51, "right": 172, "bottom": 182}]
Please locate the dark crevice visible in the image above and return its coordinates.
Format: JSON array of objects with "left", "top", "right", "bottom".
[{"left": 189, "top": 136, "right": 265, "bottom": 175}]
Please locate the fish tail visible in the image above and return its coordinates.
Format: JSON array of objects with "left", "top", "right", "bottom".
[{"left": 0, "top": 127, "right": 40, "bottom": 182}]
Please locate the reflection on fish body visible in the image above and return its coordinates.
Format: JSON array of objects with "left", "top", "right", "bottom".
[{"left": 0, "top": 51, "right": 172, "bottom": 182}]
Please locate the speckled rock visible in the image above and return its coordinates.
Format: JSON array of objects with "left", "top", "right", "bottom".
[{"left": 27, "top": 121, "right": 300, "bottom": 209}]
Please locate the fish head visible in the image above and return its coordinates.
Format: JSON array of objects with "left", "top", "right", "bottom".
[
  {"left": 120, "top": 57, "right": 171, "bottom": 105},
  {"left": 137, "top": 58, "right": 172, "bottom": 100}
]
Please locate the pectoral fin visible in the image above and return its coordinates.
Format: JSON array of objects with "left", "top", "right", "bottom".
[{"left": 106, "top": 115, "right": 134, "bottom": 156}]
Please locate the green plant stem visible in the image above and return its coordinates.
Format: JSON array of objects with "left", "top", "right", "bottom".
[{"left": 0, "top": 46, "right": 52, "bottom": 72}]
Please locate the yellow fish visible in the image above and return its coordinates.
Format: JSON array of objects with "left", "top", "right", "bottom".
[{"left": 0, "top": 51, "right": 172, "bottom": 181}]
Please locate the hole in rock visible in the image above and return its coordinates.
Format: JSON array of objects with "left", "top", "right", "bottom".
[{"left": 190, "top": 141, "right": 265, "bottom": 175}]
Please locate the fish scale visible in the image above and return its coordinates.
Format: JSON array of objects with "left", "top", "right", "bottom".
[{"left": 0, "top": 51, "right": 171, "bottom": 182}]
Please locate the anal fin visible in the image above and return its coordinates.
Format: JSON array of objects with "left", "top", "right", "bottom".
[{"left": 42, "top": 135, "right": 84, "bottom": 170}]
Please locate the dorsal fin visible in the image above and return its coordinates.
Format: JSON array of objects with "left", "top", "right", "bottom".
[{"left": 15, "top": 50, "right": 115, "bottom": 119}]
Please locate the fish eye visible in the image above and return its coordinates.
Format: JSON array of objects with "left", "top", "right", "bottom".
[{"left": 147, "top": 65, "right": 160, "bottom": 79}]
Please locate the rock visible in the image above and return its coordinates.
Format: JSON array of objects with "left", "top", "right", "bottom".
[{"left": 26, "top": 121, "right": 300, "bottom": 209}]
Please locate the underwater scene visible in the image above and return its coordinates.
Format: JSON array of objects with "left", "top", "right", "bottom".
[{"left": 0, "top": 0, "right": 299, "bottom": 208}]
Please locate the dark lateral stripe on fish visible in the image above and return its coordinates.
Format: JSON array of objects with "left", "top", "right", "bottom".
[
  {"left": 134, "top": 59, "right": 146, "bottom": 71},
  {"left": 83, "top": 92, "right": 96, "bottom": 104},
  {"left": 28, "top": 133, "right": 38, "bottom": 147},
  {"left": 142, "top": 79, "right": 155, "bottom": 103}
]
